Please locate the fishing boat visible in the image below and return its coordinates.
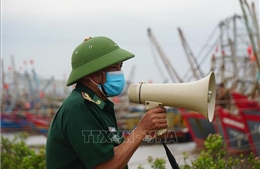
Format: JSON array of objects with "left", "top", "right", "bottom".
[
  {"left": 1, "top": 57, "right": 67, "bottom": 136},
  {"left": 146, "top": 0, "right": 259, "bottom": 155},
  {"left": 215, "top": 92, "right": 260, "bottom": 155},
  {"left": 211, "top": 0, "right": 259, "bottom": 156},
  {"left": 181, "top": 0, "right": 260, "bottom": 156},
  {"left": 1, "top": 111, "right": 34, "bottom": 132}
]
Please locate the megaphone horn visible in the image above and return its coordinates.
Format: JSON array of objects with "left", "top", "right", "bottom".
[{"left": 127, "top": 71, "right": 216, "bottom": 122}]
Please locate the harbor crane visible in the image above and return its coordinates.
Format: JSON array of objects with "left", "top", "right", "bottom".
[
  {"left": 239, "top": 0, "right": 260, "bottom": 98},
  {"left": 5, "top": 55, "right": 19, "bottom": 112},
  {"left": 147, "top": 28, "right": 183, "bottom": 83},
  {"left": 121, "top": 65, "right": 136, "bottom": 96},
  {"left": 178, "top": 27, "right": 204, "bottom": 80}
]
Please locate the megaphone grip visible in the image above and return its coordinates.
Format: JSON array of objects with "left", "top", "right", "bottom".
[
  {"left": 145, "top": 101, "right": 168, "bottom": 136},
  {"left": 156, "top": 129, "right": 168, "bottom": 136}
]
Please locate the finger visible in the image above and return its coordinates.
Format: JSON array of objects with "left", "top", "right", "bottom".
[
  {"left": 156, "top": 118, "right": 167, "bottom": 124},
  {"left": 153, "top": 113, "right": 167, "bottom": 119},
  {"left": 157, "top": 123, "right": 168, "bottom": 129},
  {"left": 158, "top": 107, "right": 167, "bottom": 113},
  {"left": 150, "top": 107, "right": 166, "bottom": 114},
  {"left": 150, "top": 118, "right": 167, "bottom": 125},
  {"left": 148, "top": 110, "right": 167, "bottom": 118}
]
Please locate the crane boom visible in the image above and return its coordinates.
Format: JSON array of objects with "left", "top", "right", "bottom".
[
  {"left": 239, "top": 0, "right": 260, "bottom": 98},
  {"left": 6, "top": 55, "right": 19, "bottom": 112},
  {"left": 147, "top": 28, "right": 183, "bottom": 83},
  {"left": 178, "top": 27, "right": 204, "bottom": 80}
]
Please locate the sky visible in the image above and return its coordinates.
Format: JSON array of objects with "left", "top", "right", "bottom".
[{"left": 1, "top": 0, "right": 259, "bottom": 85}]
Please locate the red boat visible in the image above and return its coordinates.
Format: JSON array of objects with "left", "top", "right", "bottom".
[
  {"left": 215, "top": 93, "right": 260, "bottom": 156},
  {"left": 178, "top": 1, "right": 260, "bottom": 157},
  {"left": 181, "top": 110, "right": 216, "bottom": 148}
]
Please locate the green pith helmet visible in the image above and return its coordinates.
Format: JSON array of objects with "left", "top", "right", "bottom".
[{"left": 66, "top": 36, "right": 135, "bottom": 86}]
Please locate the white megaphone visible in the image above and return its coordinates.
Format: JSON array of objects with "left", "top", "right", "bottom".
[{"left": 127, "top": 71, "right": 216, "bottom": 135}]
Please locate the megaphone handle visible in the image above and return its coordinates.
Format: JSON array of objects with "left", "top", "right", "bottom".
[
  {"left": 145, "top": 101, "right": 180, "bottom": 169},
  {"left": 145, "top": 101, "right": 167, "bottom": 136}
]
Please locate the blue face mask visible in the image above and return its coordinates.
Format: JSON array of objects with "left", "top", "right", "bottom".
[{"left": 98, "top": 71, "right": 125, "bottom": 97}]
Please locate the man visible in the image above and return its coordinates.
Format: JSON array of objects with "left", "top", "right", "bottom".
[
  {"left": 216, "top": 83, "right": 231, "bottom": 108},
  {"left": 46, "top": 36, "right": 168, "bottom": 169}
]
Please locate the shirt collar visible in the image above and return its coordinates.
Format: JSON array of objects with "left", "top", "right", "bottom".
[{"left": 75, "top": 83, "right": 114, "bottom": 110}]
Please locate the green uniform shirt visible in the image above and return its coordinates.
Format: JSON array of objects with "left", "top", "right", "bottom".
[{"left": 46, "top": 83, "right": 126, "bottom": 169}]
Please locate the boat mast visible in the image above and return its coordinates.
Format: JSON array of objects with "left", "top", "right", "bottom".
[
  {"left": 229, "top": 15, "right": 240, "bottom": 87},
  {"left": 219, "top": 20, "right": 225, "bottom": 85},
  {"left": 6, "top": 55, "right": 20, "bottom": 112}
]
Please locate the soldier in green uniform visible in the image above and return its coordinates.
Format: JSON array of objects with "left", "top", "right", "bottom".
[{"left": 46, "top": 36, "right": 168, "bottom": 169}]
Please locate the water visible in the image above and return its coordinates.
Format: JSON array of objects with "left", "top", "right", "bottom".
[
  {"left": 1, "top": 133, "right": 47, "bottom": 146},
  {"left": 129, "top": 142, "right": 198, "bottom": 169},
  {"left": 2, "top": 133, "right": 199, "bottom": 169}
]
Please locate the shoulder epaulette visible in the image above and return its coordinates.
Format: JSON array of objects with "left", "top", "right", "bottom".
[{"left": 81, "top": 92, "right": 101, "bottom": 105}]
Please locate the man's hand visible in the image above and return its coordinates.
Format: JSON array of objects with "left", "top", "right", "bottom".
[{"left": 137, "top": 107, "right": 168, "bottom": 135}]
